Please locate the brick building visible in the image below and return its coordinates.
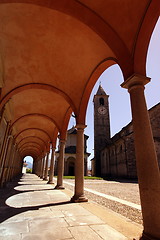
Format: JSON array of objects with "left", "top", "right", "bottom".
[
  {"left": 93, "top": 85, "right": 160, "bottom": 178},
  {"left": 55, "top": 126, "right": 90, "bottom": 176}
]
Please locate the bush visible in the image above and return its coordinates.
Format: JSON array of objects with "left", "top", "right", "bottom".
[{"left": 26, "top": 168, "right": 32, "bottom": 173}]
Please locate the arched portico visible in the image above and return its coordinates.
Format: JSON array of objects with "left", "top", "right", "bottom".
[{"left": 0, "top": 1, "right": 159, "bottom": 239}]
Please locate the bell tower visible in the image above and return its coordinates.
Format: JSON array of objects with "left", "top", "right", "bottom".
[{"left": 93, "top": 85, "right": 110, "bottom": 177}]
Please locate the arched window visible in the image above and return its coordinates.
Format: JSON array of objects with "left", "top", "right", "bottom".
[
  {"left": 120, "top": 145, "right": 123, "bottom": 152},
  {"left": 99, "top": 97, "right": 104, "bottom": 105}
]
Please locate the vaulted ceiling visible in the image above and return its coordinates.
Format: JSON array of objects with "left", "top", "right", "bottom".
[{"left": 0, "top": 0, "right": 159, "bottom": 160}]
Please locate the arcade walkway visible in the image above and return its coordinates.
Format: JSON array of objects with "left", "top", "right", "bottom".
[{"left": 0, "top": 174, "right": 142, "bottom": 240}]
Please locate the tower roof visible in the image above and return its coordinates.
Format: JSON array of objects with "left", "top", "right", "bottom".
[{"left": 96, "top": 85, "right": 107, "bottom": 96}]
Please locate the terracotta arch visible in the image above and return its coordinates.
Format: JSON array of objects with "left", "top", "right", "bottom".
[
  {"left": 21, "top": 147, "right": 41, "bottom": 154},
  {"left": 10, "top": 113, "right": 60, "bottom": 132},
  {"left": 14, "top": 128, "right": 51, "bottom": 146},
  {"left": 19, "top": 145, "right": 41, "bottom": 154},
  {"left": 22, "top": 154, "right": 36, "bottom": 160},
  {"left": 0, "top": 83, "right": 76, "bottom": 114},
  {"left": 14, "top": 128, "right": 51, "bottom": 142},
  {"left": 22, "top": 153, "right": 37, "bottom": 159},
  {"left": 17, "top": 136, "right": 47, "bottom": 149},
  {"left": 19, "top": 141, "right": 43, "bottom": 150},
  {"left": 19, "top": 143, "right": 41, "bottom": 152},
  {"left": 77, "top": 58, "right": 118, "bottom": 124},
  {"left": 134, "top": 1, "right": 160, "bottom": 75},
  {"left": 0, "top": 0, "right": 132, "bottom": 77},
  {"left": 20, "top": 149, "right": 40, "bottom": 159}
]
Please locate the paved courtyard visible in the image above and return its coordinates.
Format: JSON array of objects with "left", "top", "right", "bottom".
[
  {"left": 63, "top": 178, "right": 142, "bottom": 224},
  {"left": 0, "top": 174, "right": 142, "bottom": 240}
]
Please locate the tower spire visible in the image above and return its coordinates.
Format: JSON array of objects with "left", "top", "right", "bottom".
[{"left": 96, "top": 84, "right": 107, "bottom": 96}]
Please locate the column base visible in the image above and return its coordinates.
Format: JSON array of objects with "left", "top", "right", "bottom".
[
  {"left": 140, "top": 231, "right": 160, "bottom": 240},
  {"left": 47, "top": 180, "right": 54, "bottom": 184},
  {"left": 54, "top": 185, "right": 65, "bottom": 190},
  {"left": 43, "top": 178, "right": 48, "bottom": 181},
  {"left": 71, "top": 194, "right": 88, "bottom": 203}
]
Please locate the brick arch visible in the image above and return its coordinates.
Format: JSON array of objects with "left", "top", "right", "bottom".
[
  {"left": 0, "top": 83, "right": 77, "bottom": 114},
  {"left": 10, "top": 113, "right": 60, "bottom": 132},
  {"left": 19, "top": 145, "right": 41, "bottom": 154},
  {"left": 22, "top": 154, "right": 36, "bottom": 160},
  {"left": 19, "top": 145, "right": 41, "bottom": 153},
  {"left": 19, "top": 142, "right": 42, "bottom": 151},
  {"left": 14, "top": 128, "right": 51, "bottom": 142},
  {"left": 134, "top": 1, "right": 160, "bottom": 75},
  {"left": 19, "top": 141, "right": 43, "bottom": 150},
  {"left": 0, "top": 0, "right": 132, "bottom": 76},
  {"left": 17, "top": 136, "right": 47, "bottom": 149},
  {"left": 21, "top": 149, "right": 40, "bottom": 159}
]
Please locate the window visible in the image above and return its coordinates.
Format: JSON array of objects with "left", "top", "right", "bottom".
[{"left": 99, "top": 97, "right": 104, "bottom": 105}]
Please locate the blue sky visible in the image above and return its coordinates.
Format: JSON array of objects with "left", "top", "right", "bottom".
[
  {"left": 25, "top": 18, "right": 160, "bottom": 169},
  {"left": 83, "top": 17, "right": 160, "bottom": 168}
]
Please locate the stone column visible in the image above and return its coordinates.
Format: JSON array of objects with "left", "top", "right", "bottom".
[
  {"left": 0, "top": 135, "right": 13, "bottom": 187},
  {"left": 32, "top": 160, "right": 35, "bottom": 174},
  {"left": 34, "top": 159, "right": 40, "bottom": 176},
  {"left": 12, "top": 149, "right": 18, "bottom": 179},
  {"left": 8, "top": 144, "right": 16, "bottom": 181},
  {"left": 71, "top": 124, "right": 88, "bottom": 202},
  {"left": 34, "top": 160, "right": 37, "bottom": 175},
  {"left": 121, "top": 74, "right": 160, "bottom": 240},
  {"left": 0, "top": 121, "right": 10, "bottom": 182},
  {"left": 39, "top": 157, "right": 43, "bottom": 178},
  {"left": 38, "top": 159, "right": 42, "bottom": 176},
  {"left": 6, "top": 141, "right": 14, "bottom": 182},
  {"left": 37, "top": 158, "right": 41, "bottom": 177},
  {"left": 55, "top": 140, "right": 65, "bottom": 189},
  {"left": 40, "top": 156, "right": 45, "bottom": 179},
  {"left": 43, "top": 152, "right": 49, "bottom": 180},
  {"left": 48, "top": 146, "right": 55, "bottom": 184},
  {"left": 0, "top": 106, "right": 5, "bottom": 129}
]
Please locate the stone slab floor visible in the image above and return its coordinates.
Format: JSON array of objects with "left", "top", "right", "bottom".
[{"left": 0, "top": 174, "right": 142, "bottom": 240}]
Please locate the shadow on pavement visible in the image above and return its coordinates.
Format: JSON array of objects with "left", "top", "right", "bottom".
[{"left": 0, "top": 174, "right": 71, "bottom": 223}]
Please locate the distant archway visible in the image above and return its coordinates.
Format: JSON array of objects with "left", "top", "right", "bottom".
[
  {"left": 66, "top": 157, "right": 75, "bottom": 176},
  {"left": 68, "top": 162, "right": 75, "bottom": 176},
  {"left": 22, "top": 156, "right": 33, "bottom": 174}
]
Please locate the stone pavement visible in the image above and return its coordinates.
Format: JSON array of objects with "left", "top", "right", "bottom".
[
  {"left": 63, "top": 179, "right": 142, "bottom": 225},
  {"left": 0, "top": 174, "right": 142, "bottom": 240},
  {"left": 63, "top": 180, "right": 141, "bottom": 210}
]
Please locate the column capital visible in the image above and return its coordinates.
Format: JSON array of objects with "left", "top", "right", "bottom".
[
  {"left": 121, "top": 74, "right": 150, "bottom": 92},
  {"left": 76, "top": 124, "right": 87, "bottom": 130}
]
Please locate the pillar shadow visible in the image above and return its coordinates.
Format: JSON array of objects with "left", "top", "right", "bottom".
[{"left": 0, "top": 174, "right": 72, "bottom": 223}]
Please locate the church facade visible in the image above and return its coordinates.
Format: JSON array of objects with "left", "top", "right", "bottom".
[
  {"left": 92, "top": 85, "right": 160, "bottom": 178},
  {"left": 55, "top": 126, "right": 90, "bottom": 176}
]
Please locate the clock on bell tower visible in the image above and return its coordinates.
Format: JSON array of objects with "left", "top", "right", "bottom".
[{"left": 93, "top": 85, "right": 110, "bottom": 177}]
